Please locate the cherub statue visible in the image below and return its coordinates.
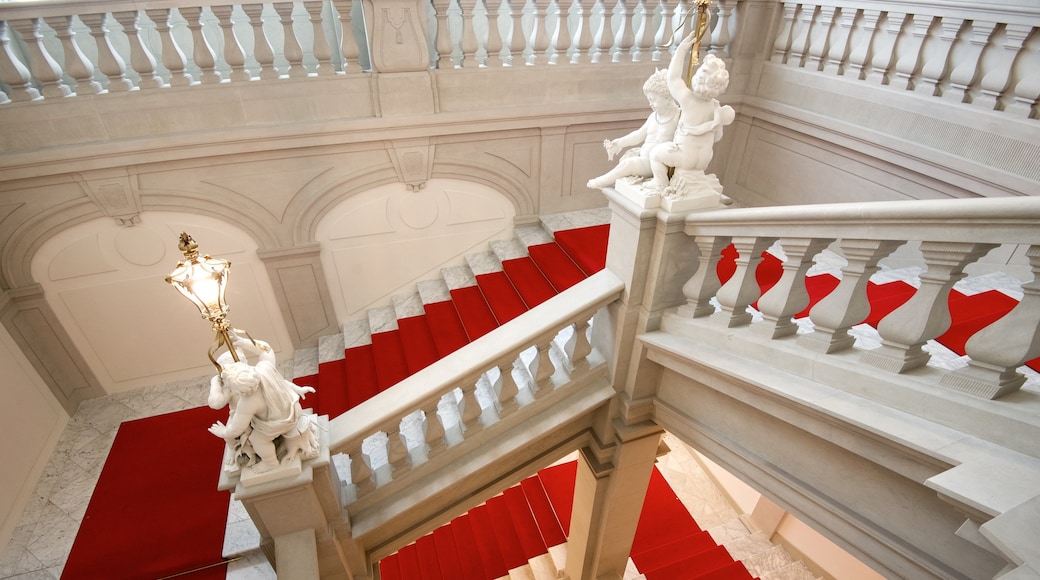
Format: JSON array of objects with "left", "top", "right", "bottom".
[
  {"left": 648, "top": 32, "right": 735, "bottom": 198},
  {"left": 208, "top": 333, "right": 319, "bottom": 474},
  {"left": 586, "top": 69, "right": 680, "bottom": 190}
]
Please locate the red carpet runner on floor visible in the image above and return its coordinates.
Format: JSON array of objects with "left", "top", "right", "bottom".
[{"left": 62, "top": 406, "right": 230, "bottom": 580}]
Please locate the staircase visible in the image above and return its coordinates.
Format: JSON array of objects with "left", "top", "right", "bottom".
[
  {"left": 379, "top": 460, "right": 761, "bottom": 580},
  {"left": 288, "top": 209, "right": 613, "bottom": 418}
]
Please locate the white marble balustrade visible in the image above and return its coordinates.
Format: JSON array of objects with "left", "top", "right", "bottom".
[
  {"left": 680, "top": 197, "right": 1040, "bottom": 400},
  {"left": 0, "top": 0, "right": 741, "bottom": 101},
  {"left": 770, "top": 0, "right": 1040, "bottom": 119},
  {"left": 328, "top": 269, "right": 622, "bottom": 505}
]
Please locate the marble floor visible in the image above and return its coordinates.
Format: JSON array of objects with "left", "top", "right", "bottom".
[{"left": 2, "top": 250, "right": 1036, "bottom": 579}]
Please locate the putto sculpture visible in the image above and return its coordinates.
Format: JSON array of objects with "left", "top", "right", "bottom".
[
  {"left": 589, "top": 31, "right": 735, "bottom": 210},
  {"left": 208, "top": 332, "right": 320, "bottom": 479}
]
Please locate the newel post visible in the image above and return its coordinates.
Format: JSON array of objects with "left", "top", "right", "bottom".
[
  {"left": 223, "top": 416, "right": 370, "bottom": 579},
  {"left": 362, "top": 0, "right": 436, "bottom": 115}
]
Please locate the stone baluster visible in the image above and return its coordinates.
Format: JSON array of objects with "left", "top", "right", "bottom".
[
  {"left": 753, "top": 237, "right": 833, "bottom": 339},
  {"left": 146, "top": 9, "right": 193, "bottom": 86},
  {"left": 865, "top": 11, "right": 906, "bottom": 85},
  {"left": 653, "top": 0, "right": 676, "bottom": 62},
  {"left": 485, "top": 0, "right": 506, "bottom": 66},
  {"left": 180, "top": 7, "right": 222, "bottom": 83},
  {"left": 79, "top": 13, "right": 134, "bottom": 91},
  {"left": 273, "top": 3, "right": 306, "bottom": 77},
  {"left": 112, "top": 11, "right": 165, "bottom": 89},
  {"left": 458, "top": 0, "right": 480, "bottom": 67},
  {"left": 331, "top": 0, "right": 363, "bottom": 72},
  {"left": 708, "top": 0, "right": 732, "bottom": 62},
  {"left": 530, "top": 338, "right": 557, "bottom": 395},
  {"left": 675, "top": 0, "right": 692, "bottom": 39},
  {"left": 0, "top": 22, "right": 41, "bottom": 102},
  {"left": 495, "top": 361, "right": 521, "bottom": 416},
  {"left": 798, "top": 239, "right": 904, "bottom": 354},
  {"left": 553, "top": 0, "right": 574, "bottom": 64},
  {"left": 1005, "top": 30, "right": 1039, "bottom": 118},
  {"left": 940, "top": 245, "right": 1040, "bottom": 399},
  {"left": 385, "top": 426, "right": 410, "bottom": 480},
  {"left": 10, "top": 18, "right": 73, "bottom": 97},
  {"left": 594, "top": 0, "right": 614, "bottom": 63},
  {"left": 422, "top": 403, "right": 447, "bottom": 458},
  {"left": 573, "top": 0, "right": 595, "bottom": 63},
  {"left": 787, "top": 3, "right": 816, "bottom": 68},
  {"left": 770, "top": 2, "right": 797, "bottom": 64},
  {"left": 43, "top": 16, "right": 103, "bottom": 95},
  {"left": 974, "top": 23, "right": 1030, "bottom": 111},
  {"left": 304, "top": 1, "right": 336, "bottom": 75},
  {"left": 632, "top": 0, "right": 653, "bottom": 62},
  {"left": 349, "top": 445, "right": 375, "bottom": 498},
  {"left": 914, "top": 16, "right": 964, "bottom": 97},
  {"left": 678, "top": 235, "right": 732, "bottom": 318},
  {"left": 712, "top": 237, "right": 777, "bottom": 328},
  {"left": 243, "top": 4, "right": 279, "bottom": 79},
  {"left": 844, "top": 8, "right": 880, "bottom": 80},
  {"left": 863, "top": 242, "right": 998, "bottom": 373},
  {"left": 507, "top": 0, "right": 526, "bottom": 65},
  {"left": 804, "top": 5, "right": 835, "bottom": 71},
  {"left": 458, "top": 383, "right": 485, "bottom": 434},
  {"left": 528, "top": 0, "right": 552, "bottom": 64},
  {"left": 890, "top": 14, "right": 931, "bottom": 91},
  {"left": 614, "top": 0, "right": 636, "bottom": 62},
  {"left": 211, "top": 6, "right": 250, "bottom": 81},
  {"left": 945, "top": 20, "right": 996, "bottom": 104},
  {"left": 822, "top": 7, "right": 854, "bottom": 75},
  {"left": 565, "top": 318, "right": 593, "bottom": 371},
  {"left": 431, "top": 0, "right": 454, "bottom": 68}
]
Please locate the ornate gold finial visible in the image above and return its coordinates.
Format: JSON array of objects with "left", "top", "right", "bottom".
[{"left": 177, "top": 232, "right": 199, "bottom": 260}]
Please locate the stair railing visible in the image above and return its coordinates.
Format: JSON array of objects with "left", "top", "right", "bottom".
[
  {"left": 678, "top": 196, "right": 1040, "bottom": 400},
  {"left": 327, "top": 268, "right": 624, "bottom": 506}
]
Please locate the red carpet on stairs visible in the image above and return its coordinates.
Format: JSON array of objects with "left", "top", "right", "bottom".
[
  {"left": 62, "top": 406, "right": 230, "bottom": 580},
  {"left": 553, "top": 223, "right": 610, "bottom": 275},
  {"left": 423, "top": 300, "right": 471, "bottom": 356},
  {"left": 397, "top": 315, "right": 441, "bottom": 373},
  {"left": 380, "top": 461, "right": 756, "bottom": 580}
]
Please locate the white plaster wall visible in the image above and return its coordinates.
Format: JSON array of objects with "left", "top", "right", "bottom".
[
  {"left": 30, "top": 213, "right": 292, "bottom": 394},
  {"left": 0, "top": 321, "right": 67, "bottom": 551},
  {"left": 316, "top": 178, "right": 516, "bottom": 321}
]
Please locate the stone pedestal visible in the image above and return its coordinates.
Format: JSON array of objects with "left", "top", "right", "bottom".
[{"left": 220, "top": 415, "right": 369, "bottom": 579}]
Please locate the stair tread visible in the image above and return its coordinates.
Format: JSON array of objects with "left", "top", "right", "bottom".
[
  {"left": 317, "top": 333, "right": 345, "bottom": 363},
  {"left": 515, "top": 225, "right": 555, "bottom": 248},
  {"left": 423, "top": 300, "right": 470, "bottom": 356},
  {"left": 315, "top": 358, "right": 349, "bottom": 417},
  {"left": 379, "top": 553, "right": 402, "bottom": 580},
  {"left": 490, "top": 238, "right": 529, "bottom": 262},
  {"left": 527, "top": 242, "right": 588, "bottom": 292},
  {"left": 633, "top": 529, "right": 719, "bottom": 572},
  {"left": 642, "top": 544, "right": 736, "bottom": 579},
  {"left": 476, "top": 271, "right": 529, "bottom": 325},
  {"left": 632, "top": 468, "right": 702, "bottom": 556},
  {"left": 393, "top": 292, "right": 427, "bottom": 318},
  {"left": 342, "top": 318, "right": 372, "bottom": 349},
  {"left": 503, "top": 486, "right": 549, "bottom": 559},
  {"left": 486, "top": 495, "right": 529, "bottom": 570},
  {"left": 368, "top": 305, "right": 400, "bottom": 334},
  {"left": 537, "top": 462, "right": 578, "bottom": 535},
  {"left": 519, "top": 476, "right": 567, "bottom": 547},
  {"left": 450, "top": 285, "right": 499, "bottom": 341},
  {"left": 415, "top": 535, "right": 444, "bottom": 580},
  {"left": 343, "top": 343, "right": 380, "bottom": 408},
  {"left": 292, "top": 346, "right": 319, "bottom": 378},
  {"left": 539, "top": 207, "right": 612, "bottom": 234},
  {"left": 451, "top": 514, "right": 493, "bottom": 579},
  {"left": 432, "top": 525, "right": 465, "bottom": 580},
  {"left": 466, "top": 250, "right": 504, "bottom": 276},
  {"left": 397, "top": 315, "right": 440, "bottom": 374},
  {"left": 469, "top": 505, "right": 510, "bottom": 579},
  {"left": 553, "top": 223, "right": 610, "bottom": 276},
  {"left": 396, "top": 544, "right": 422, "bottom": 579},
  {"left": 442, "top": 264, "right": 478, "bottom": 290},
  {"left": 417, "top": 278, "right": 453, "bottom": 304},
  {"left": 502, "top": 257, "right": 558, "bottom": 309},
  {"left": 371, "top": 330, "right": 409, "bottom": 389}
]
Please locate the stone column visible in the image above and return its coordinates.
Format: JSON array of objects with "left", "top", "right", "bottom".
[
  {"left": 565, "top": 421, "right": 664, "bottom": 580},
  {"left": 257, "top": 244, "right": 339, "bottom": 349}
]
